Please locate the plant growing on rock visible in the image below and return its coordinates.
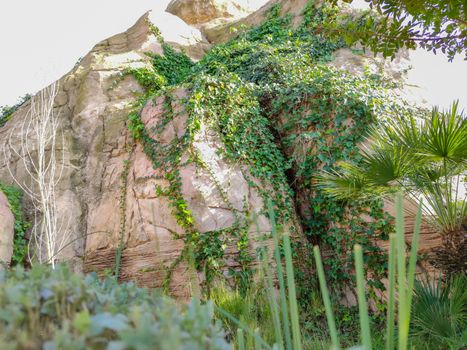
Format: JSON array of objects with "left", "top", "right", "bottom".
[
  {"left": 0, "top": 94, "right": 32, "bottom": 128},
  {"left": 125, "top": 1, "right": 405, "bottom": 295},
  {"left": 0, "top": 182, "right": 29, "bottom": 266}
]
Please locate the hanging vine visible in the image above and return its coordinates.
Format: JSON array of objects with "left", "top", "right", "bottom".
[{"left": 119, "top": 0, "right": 417, "bottom": 298}]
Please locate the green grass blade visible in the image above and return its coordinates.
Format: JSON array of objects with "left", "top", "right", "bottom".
[
  {"left": 263, "top": 257, "right": 284, "bottom": 349},
  {"left": 313, "top": 245, "right": 340, "bottom": 350},
  {"left": 237, "top": 328, "right": 246, "bottom": 350},
  {"left": 405, "top": 201, "right": 422, "bottom": 329},
  {"left": 215, "top": 306, "right": 272, "bottom": 350},
  {"left": 354, "top": 244, "right": 372, "bottom": 350},
  {"left": 254, "top": 328, "right": 262, "bottom": 350},
  {"left": 268, "top": 200, "right": 292, "bottom": 350},
  {"left": 395, "top": 193, "right": 408, "bottom": 350},
  {"left": 385, "top": 234, "right": 396, "bottom": 350},
  {"left": 283, "top": 233, "right": 302, "bottom": 350}
]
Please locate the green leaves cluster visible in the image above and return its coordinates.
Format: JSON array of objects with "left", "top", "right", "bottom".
[
  {"left": 0, "top": 264, "right": 229, "bottom": 349},
  {"left": 319, "top": 102, "right": 467, "bottom": 275},
  {"left": 124, "top": 0, "right": 416, "bottom": 295},
  {"left": 0, "top": 183, "right": 29, "bottom": 266},
  {"left": 411, "top": 274, "right": 467, "bottom": 348},
  {"left": 328, "top": 0, "right": 466, "bottom": 60},
  {"left": 0, "top": 94, "right": 31, "bottom": 128}
]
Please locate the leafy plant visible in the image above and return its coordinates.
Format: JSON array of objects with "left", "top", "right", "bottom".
[
  {"left": 123, "top": 0, "right": 408, "bottom": 295},
  {"left": 216, "top": 194, "right": 423, "bottom": 349},
  {"left": 0, "top": 182, "right": 29, "bottom": 266},
  {"left": 0, "top": 264, "right": 229, "bottom": 350},
  {"left": 410, "top": 274, "right": 467, "bottom": 349},
  {"left": 328, "top": 0, "right": 467, "bottom": 60},
  {"left": 319, "top": 101, "right": 467, "bottom": 275}
]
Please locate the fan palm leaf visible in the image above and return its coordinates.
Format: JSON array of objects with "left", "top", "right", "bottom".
[
  {"left": 318, "top": 101, "right": 467, "bottom": 275},
  {"left": 419, "top": 101, "right": 467, "bottom": 164}
]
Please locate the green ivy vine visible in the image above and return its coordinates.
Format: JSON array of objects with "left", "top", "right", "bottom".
[
  {"left": 114, "top": 154, "right": 133, "bottom": 279},
  {"left": 119, "top": 0, "right": 416, "bottom": 299},
  {"left": 0, "top": 182, "right": 29, "bottom": 266}
]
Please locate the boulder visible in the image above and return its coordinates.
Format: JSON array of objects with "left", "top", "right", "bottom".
[
  {"left": 0, "top": 0, "right": 444, "bottom": 296},
  {"left": 166, "top": 0, "right": 255, "bottom": 26}
]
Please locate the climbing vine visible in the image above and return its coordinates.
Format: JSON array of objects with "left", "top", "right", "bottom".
[
  {"left": 119, "top": 0, "right": 416, "bottom": 298},
  {"left": 0, "top": 183, "right": 29, "bottom": 266},
  {"left": 114, "top": 153, "right": 133, "bottom": 279}
]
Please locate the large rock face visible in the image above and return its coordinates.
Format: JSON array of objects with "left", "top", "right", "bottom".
[
  {"left": 0, "top": 10, "right": 212, "bottom": 271},
  {"left": 166, "top": 0, "right": 254, "bottom": 26},
  {"left": 83, "top": 88, "right": 278, "bottom": 296},
  {"left": 0, "top": 191, "right": 14, "bottom": 265},
  {"left": 0, "top": 4, "right": 288, "bottom": 295},
  {"left": 0, "top": 0, "right": 443, "bottom": 294}
]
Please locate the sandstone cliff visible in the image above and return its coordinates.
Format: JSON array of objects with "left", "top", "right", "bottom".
[{"left": 0, "top": 0, "right": 442, "bottom": 295}]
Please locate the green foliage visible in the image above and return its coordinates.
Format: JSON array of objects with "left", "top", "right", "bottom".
[
  {"left": 214, "top": 195, "right": 424, "bottom": 349},
  {"left": 329, "top": 0, "right": 466, "bottom": 60},
  {"left": 0, "top": 94, "right": 31, "bottom": 127},
  {"left": 114, "top": 158, "right": 132, "bottom": 279},
  {"left": 122, "top": 0, "right": 416, "bottom": 296},
  {"left": 211, "top": 283, "right": 276, "bottom": 347},
  {"left": 187, "top": 72, "right": 293, "bottom": 222},
  {"left": 125, "top": 67, "right": 166, "bottom": 96},
  {"left": 319, "top": 101, "right": 467, "bottom": 275},
  {"left": 264, "top": 63, "right": 398, "bottom": 290},
  {"left": 150, "top": 43, "right": 194, "bottom": 86},
  {"left": 0, "top": 264, "right": 229, "bottom": 350},
  {"left": 0, "top": 183, "right": 29, "bottom": 266},
  {"left": 410, "top": 274, "right": 467, "bottom": 349},
  {"left": 194, "top": 2, "right": 344, "bottom": 84}
]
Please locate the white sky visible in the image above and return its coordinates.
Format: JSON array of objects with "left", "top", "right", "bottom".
[{"left": 0, "top": 0, "right": 465, "bottom": 111}]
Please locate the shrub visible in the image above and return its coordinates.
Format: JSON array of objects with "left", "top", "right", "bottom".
[
  {"left": 0, "top": 94, "right": 31, "bottom": 128},
  {"left": 410, "top": 274, "right": 467, "bottom": 349},
  {"left": 0, "top": 182, "right": 29, "bottom": 266},
  {"left": 0, "top": 264, "right": 229, "bottom": 350}
]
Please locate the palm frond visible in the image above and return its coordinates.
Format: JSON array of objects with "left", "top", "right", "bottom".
[
  {"left": 317, "top": 163, "right": 388, "bottom": 200},
  {"left": 411, "top": 274, "right": 467, "bottom": 347},
  {"left": 361, "top": 144, "right": 418, "bottom": 185},
  {"left": 419, "top": 101, "right": 467, "bottom": 164}
]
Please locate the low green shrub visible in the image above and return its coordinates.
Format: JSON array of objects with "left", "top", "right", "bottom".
[
  {"left": 0, "top": 182, "right": 29, "bottom": 266},
  {"left": 0, "top": 264, "right": 229, "bottom": 350},
  {"left": 0, "top": 94, "right": 31, "bottom": 128},
  {"left": 410, "top": 274, "right": 466, "bottom": 349}
]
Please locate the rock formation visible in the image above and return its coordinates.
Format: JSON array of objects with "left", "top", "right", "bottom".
[
  {"left": 0, "top": 0, "right": 443, "bottom": 295},
  {"left": 0, "top": 1, "right": 294, "bottom": 296},
  {"left": 166, "top": 0, "right": 254, "bottom": 26}
]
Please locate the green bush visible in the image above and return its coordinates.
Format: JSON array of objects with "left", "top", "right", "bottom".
[
  {"left": 0, "top": 94, "right": 31, "bottom": 128},
  {"left": 0, "top": 264, "right": 229, "bottom": 350},
  {"left": 410, "top": 274, "right": 467, "bottom": 349},
  {"left": 0, "top": 182, "right": 29, "bottom": 266}
]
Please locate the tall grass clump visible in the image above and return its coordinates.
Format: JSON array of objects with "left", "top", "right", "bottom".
[{"left": 214, "top": 193, "right": 425, "bottom": 349}]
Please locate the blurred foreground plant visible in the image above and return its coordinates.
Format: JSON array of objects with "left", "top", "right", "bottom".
[{"left": 0, "top": 264, "right": 229, "bottom": 350}]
